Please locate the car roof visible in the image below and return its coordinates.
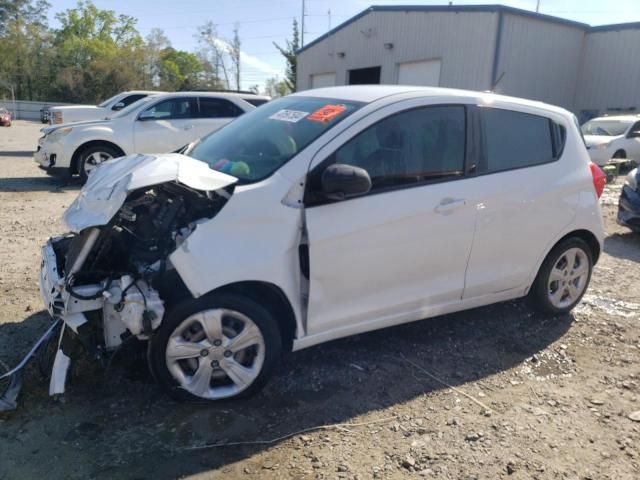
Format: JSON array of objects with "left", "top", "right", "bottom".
[
  {"left": 162, "top": 91, "right": 270, "bottom": 100},
  {"left": 292, "top": 85, "right": 570, "bottom": 116},
  {"left": 587, "top": 115, "right": 640, "bottom": 122},
  {"left": 119, "top": 90, "right": 166, "bottom": 95}
]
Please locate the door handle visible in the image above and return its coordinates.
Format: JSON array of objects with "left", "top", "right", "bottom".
[
  {"left": 434, "top": 197, "right": 466, "bottom": 214},
  {"left": 183, "top": 124, "right": 194, "bottom": 130}
]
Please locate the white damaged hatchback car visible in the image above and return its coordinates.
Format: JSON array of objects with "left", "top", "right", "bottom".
[{"left": 38, "top": 86, "right": 606, "bottom": 402}]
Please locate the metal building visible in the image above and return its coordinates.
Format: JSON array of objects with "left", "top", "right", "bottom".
[{"left": 296, "top": 5, "right": 640, "bottom": 120}]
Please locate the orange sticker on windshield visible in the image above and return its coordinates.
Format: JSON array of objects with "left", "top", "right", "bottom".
[{"left": 307, "top": 104, "right": 347, "bottom": 123}]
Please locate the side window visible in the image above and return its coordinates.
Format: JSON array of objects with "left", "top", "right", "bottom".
[
  {"left": 628, "top": 121, "right": 640, "bottom": 138},
  {"left": 323, "top": 105, "right": 466, "bottom": 193},
  {"left": 481, "top": 108, "right": 557, "bottom": 173},
  {"left": 119, "top": 94, "right": 146, "bottom": 108},
  {"left": 198, "top": 98, "right": 244, "bottom": 118},
  {"left": 243, "top": 98, "right": 269, "bottom": 107},
  {"left": 141, "top": 98, "right": 195, "bottom": 120}
]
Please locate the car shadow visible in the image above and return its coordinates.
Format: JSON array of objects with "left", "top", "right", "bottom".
[
  {"left": 0, "top": 300, "right": 573, "bottom": 479},
  {"left": 0, "top": 176, "right": 81, "bottom": 193},
  {"left": 0, "top": 150, "right": 35, "bottom": 158},
  {"left": 604, "top": 231, "right": 640, "bottom": 262}
]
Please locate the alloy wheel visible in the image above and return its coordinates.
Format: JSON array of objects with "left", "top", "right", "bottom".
[
  {"left": 547, "top": 247, "right": 590, "bottom": 309},
  {"left": 83, "top": 151, "right": 113, "bottom": 175},
  {"left": 165, "top": 308, "right": 265, "bottom": 400}
]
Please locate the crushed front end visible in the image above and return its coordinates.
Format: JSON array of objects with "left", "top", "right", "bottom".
[{"left": 34, "top": 154, "right": 237, "bottom": 399}]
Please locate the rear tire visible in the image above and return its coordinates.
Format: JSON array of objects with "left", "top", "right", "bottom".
[
  {"left": 78, "top": 144, "right": 120, "bottom": 183},
  {"left": 148, "top": 293, "right": 282, "bottom": 402},
  {"left": 529, "top": 238, "right": 593, "bottom": 315}
]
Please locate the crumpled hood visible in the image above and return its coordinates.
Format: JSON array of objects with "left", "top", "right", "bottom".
[
  {"left": 583, "top": 134, "right": 620, "bottom": 148},
  {"left": 63, "top": 153, "right": 237, "bottom": 232}
]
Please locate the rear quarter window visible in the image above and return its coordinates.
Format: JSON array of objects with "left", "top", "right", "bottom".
[{"left": 481, "top": 108, "right": 564, "bottom": 173}]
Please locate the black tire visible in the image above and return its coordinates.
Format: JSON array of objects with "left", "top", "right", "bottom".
[
  {"left": 77, "top": 144, "right": 121, "bottom": 183},
  {"left": 613, "top": 150, "right": 626, "bottom": 159},
  {"left": 529, "top": 237, "right": 593, "bottom": 315},
  {"left": 148, "top": 292, "right": 282, "bottom": 402}
]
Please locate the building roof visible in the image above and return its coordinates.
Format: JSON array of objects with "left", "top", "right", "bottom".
[{"left": 297, "top": 4, "right": 640, "bottom": 54}]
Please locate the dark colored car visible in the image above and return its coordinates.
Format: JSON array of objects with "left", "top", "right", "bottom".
[
  {"left": 618, "top": 167, "right": 640, "bottom": 232},
  {"left": 0, "top": 108, "right": 11, "bottom": 127},
  {"left": 40, "top": 106, "right": 52, "bottom": 123}
]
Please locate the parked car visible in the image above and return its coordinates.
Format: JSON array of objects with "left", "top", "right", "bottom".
[
  {"left": 47, "top": 90, "right": 162, "bottom": 125},
  {"left": 581, "top": 115, "right": 640, "bottom": 166},
  {"left": 618, "top": 167, "right": 640, "bottom": 232},
  {"left": 0, "top": 107, "right": 11, "bottom": 127},
  {"left": 38, "top": 86, "right": 605, "bottom": 403},
  {"left": 34, "top": 91, "right": 270, "bottom": 181},
  {"left": 40, "top": 106, "right": 53, "bottom": 123}
]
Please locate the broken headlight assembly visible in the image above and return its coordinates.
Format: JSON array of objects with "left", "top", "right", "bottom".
[{"left": 1, "top": 180, "right": 231, "bottom": 410}]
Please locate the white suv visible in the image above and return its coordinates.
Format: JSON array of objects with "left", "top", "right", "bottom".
[
  {"left": 35, "top": 92, "right": 270, "bottom": 181},
  {"left": 581, "top": 115, "right": 640, "bottom": 166},
  {"left": 48, "top": 90, "right": 161, "bottom": 125},
  {"left": 38, "top": 86, "right": 605, "bottom": 403}
]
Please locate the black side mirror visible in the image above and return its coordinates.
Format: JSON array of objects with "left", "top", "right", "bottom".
[{"left": 321, "top": 163, "right": 372, "bottom": 200}]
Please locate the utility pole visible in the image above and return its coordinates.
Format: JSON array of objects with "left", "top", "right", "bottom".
[
  {"left": 536, "top": 0, "right": 541, "bottom": 12},
  {"left": 328, "top": 8, "right": 332, "bottom": 31},
  {"left": 301, "top": 0, "right": 306, "bottom": 47}
]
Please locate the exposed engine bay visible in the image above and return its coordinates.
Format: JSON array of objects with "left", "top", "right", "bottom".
[{"left": 51, "top": 181, "right": 230, "bottom": 351}]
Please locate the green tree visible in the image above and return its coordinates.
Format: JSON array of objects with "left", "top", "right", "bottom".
[
  {"left": 0, "top": 0, "right": 52, "bottom": 100},
  {"left": 144, "top": 28, "right": 171, "bottom": 88},
  {"left": 52, "top": 1, "right": 145, "bottom": 102},
  {"left": 273, "top": 19, "right": 299, "bottom": 92},
  {"left": 264, "top": 76, "right": 291, "bottom": 98},
  {"left": 158, "top": 47, "right": 203, "bottom": 91}
]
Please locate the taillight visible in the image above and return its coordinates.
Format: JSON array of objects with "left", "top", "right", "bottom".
[{"left": 590, "top": 162, "right": 606, "bottom": 199}]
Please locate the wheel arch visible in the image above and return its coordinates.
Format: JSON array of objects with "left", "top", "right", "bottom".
[
  {"left": 554, "top": 229, "right": 601, "bottom": 265},
  {"left": 202, "top": 281, "right": 297, "bottom": 353},
  {"left": 526, "top": 228, "right": 601, "bottom": 296},
  {"left": 613, "top": 149, "right": 627, "bottom": 159},
  {"left": 71, "top": 140, "right": 126, "bottom": 174}
]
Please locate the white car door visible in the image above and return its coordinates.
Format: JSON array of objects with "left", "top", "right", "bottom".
[
  {"left": 133, "top": 97, "right": 199, "bottom": 153},
  {"left": 462, "top": 106, "right": 575, "bottom": 299},
  {"left": 304, "top": 102, "right": 477, "bottom": 335},
  {"left": 194, "top": 97, "right": 247, "bottom": 139}
]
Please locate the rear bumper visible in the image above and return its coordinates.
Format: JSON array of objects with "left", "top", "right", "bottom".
[{"left": 617, "top": 185, "right": 640, "bottom": 231}]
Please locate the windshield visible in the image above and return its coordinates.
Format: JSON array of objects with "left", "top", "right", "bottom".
[
  {"left": 186, "top": 96, "right": 364, "bottom": 183},
  {"left": 98, "top": 93, "right": 121, "bottom": 108},
  {"left": 108, "top": 96, "right": 155, "bottom": 119},
  {"left": 581, "top": 119, "right": 632, "bottom": 136}
]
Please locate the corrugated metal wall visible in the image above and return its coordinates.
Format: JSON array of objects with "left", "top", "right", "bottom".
[
  {"left": 298, "top": 9, "right": 640, "bottom": 117},
  {"left": 494, "top": 13, "right": 585, "bottom": 110},
  {"left": 575, "top": 28, "right": 640, "bottom": 115},
  {"left": 297, "top": 11, "right": 499, "bottom": 92}
]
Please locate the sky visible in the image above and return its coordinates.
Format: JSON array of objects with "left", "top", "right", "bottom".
[{"left": 46, "top": 0, "right": 640, "bottom": 90}]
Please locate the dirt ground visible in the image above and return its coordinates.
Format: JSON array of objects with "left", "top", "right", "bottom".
[{"left": 0, "top": 121, "right": 639, "bottom": 480}]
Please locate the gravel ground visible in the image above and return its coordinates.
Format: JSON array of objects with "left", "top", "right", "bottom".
[{"left": 0, "top": 121, "right": 639, "bottom": 480}]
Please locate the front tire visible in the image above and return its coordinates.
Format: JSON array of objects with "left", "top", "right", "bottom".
[
  {"left": 148, "top": 293, "right": 282, "bottom": 402},
  {"left": 529, "top": 238, "right": 593, "bottom": 315},
  {"left": 78, "top": 144, "right": 120, "bottom": 183}
]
